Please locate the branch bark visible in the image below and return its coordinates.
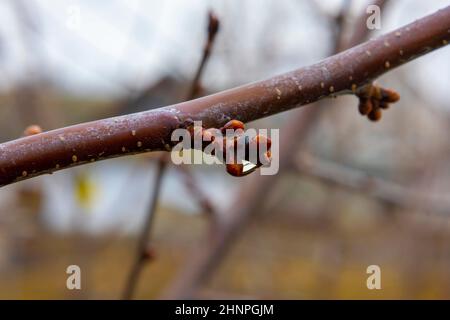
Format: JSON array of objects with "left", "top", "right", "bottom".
[{"left": 1, "top": 6, "right": 449, "bottom": 187}]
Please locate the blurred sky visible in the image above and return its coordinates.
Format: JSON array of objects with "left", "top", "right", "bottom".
[{"left": 0, "top": 0, "right": 447, "bottom": 104}]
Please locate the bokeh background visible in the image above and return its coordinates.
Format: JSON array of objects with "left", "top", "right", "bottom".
[{"left": 0, "top": 0, "right": 450, "bottom": 299}]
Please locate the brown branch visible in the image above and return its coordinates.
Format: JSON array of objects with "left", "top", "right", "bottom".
[{"left": 0, "top": 6, "right": 449, "bottom": 187}]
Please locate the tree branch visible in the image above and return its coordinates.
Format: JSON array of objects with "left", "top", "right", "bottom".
[{"left": 1, "top": 6, "right": 449, "bottom": 187}]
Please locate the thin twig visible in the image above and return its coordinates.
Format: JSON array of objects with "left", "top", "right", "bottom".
[
  {"left": 0, "top": 6, "right": 449, "bottom": 187},
  {"left": 187, "top": 11, "right": 220, "bottom": 99},
  {"left": 120, "top": 10, "right": 220, "bottom": 300}
]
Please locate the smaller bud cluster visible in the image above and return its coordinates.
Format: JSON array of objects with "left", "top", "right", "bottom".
[{"left": 356, "top": 83, "right": 400, "bottom": 121}]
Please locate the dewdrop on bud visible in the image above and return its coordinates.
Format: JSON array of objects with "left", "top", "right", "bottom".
[{"left": 226, "top": 163, "right": 244, "bottom": 177}]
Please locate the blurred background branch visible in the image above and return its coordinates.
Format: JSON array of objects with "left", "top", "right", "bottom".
[{"left": 121, "top": 11, "right": 220, "bottom": 300}]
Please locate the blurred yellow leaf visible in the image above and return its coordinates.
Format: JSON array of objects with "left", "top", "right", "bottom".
[{"left": 74, "top": 172, "right": 97, "bottom": 211}]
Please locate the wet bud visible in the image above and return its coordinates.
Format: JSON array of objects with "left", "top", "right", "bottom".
[
  {"left": 368, "top": 107, "right": 382, "bottom": 121},
  {"left": 379, "top": 101, "right": 390, "bottom": 109},
  {"left": 226, "top": 163, "right": 244, "bottom": 177},
  {"left": 380, "top": 88, "right": 400, "bottom": 103},
  {"left": 371, "top": 99, "right": 380, "bottom": 110},
  {"left": 208, "top": 11, "right": 220, "bottom": 39},
  {"left": 221, "top": 120, "right": 245, "bottom": 133},
  {"left": 358, "top": 99, "right": 372, "bottom": 115}
]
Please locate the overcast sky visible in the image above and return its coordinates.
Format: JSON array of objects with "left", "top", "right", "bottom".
[{"left": 0, "top": 0, "right": 448, "bottom": 106}]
